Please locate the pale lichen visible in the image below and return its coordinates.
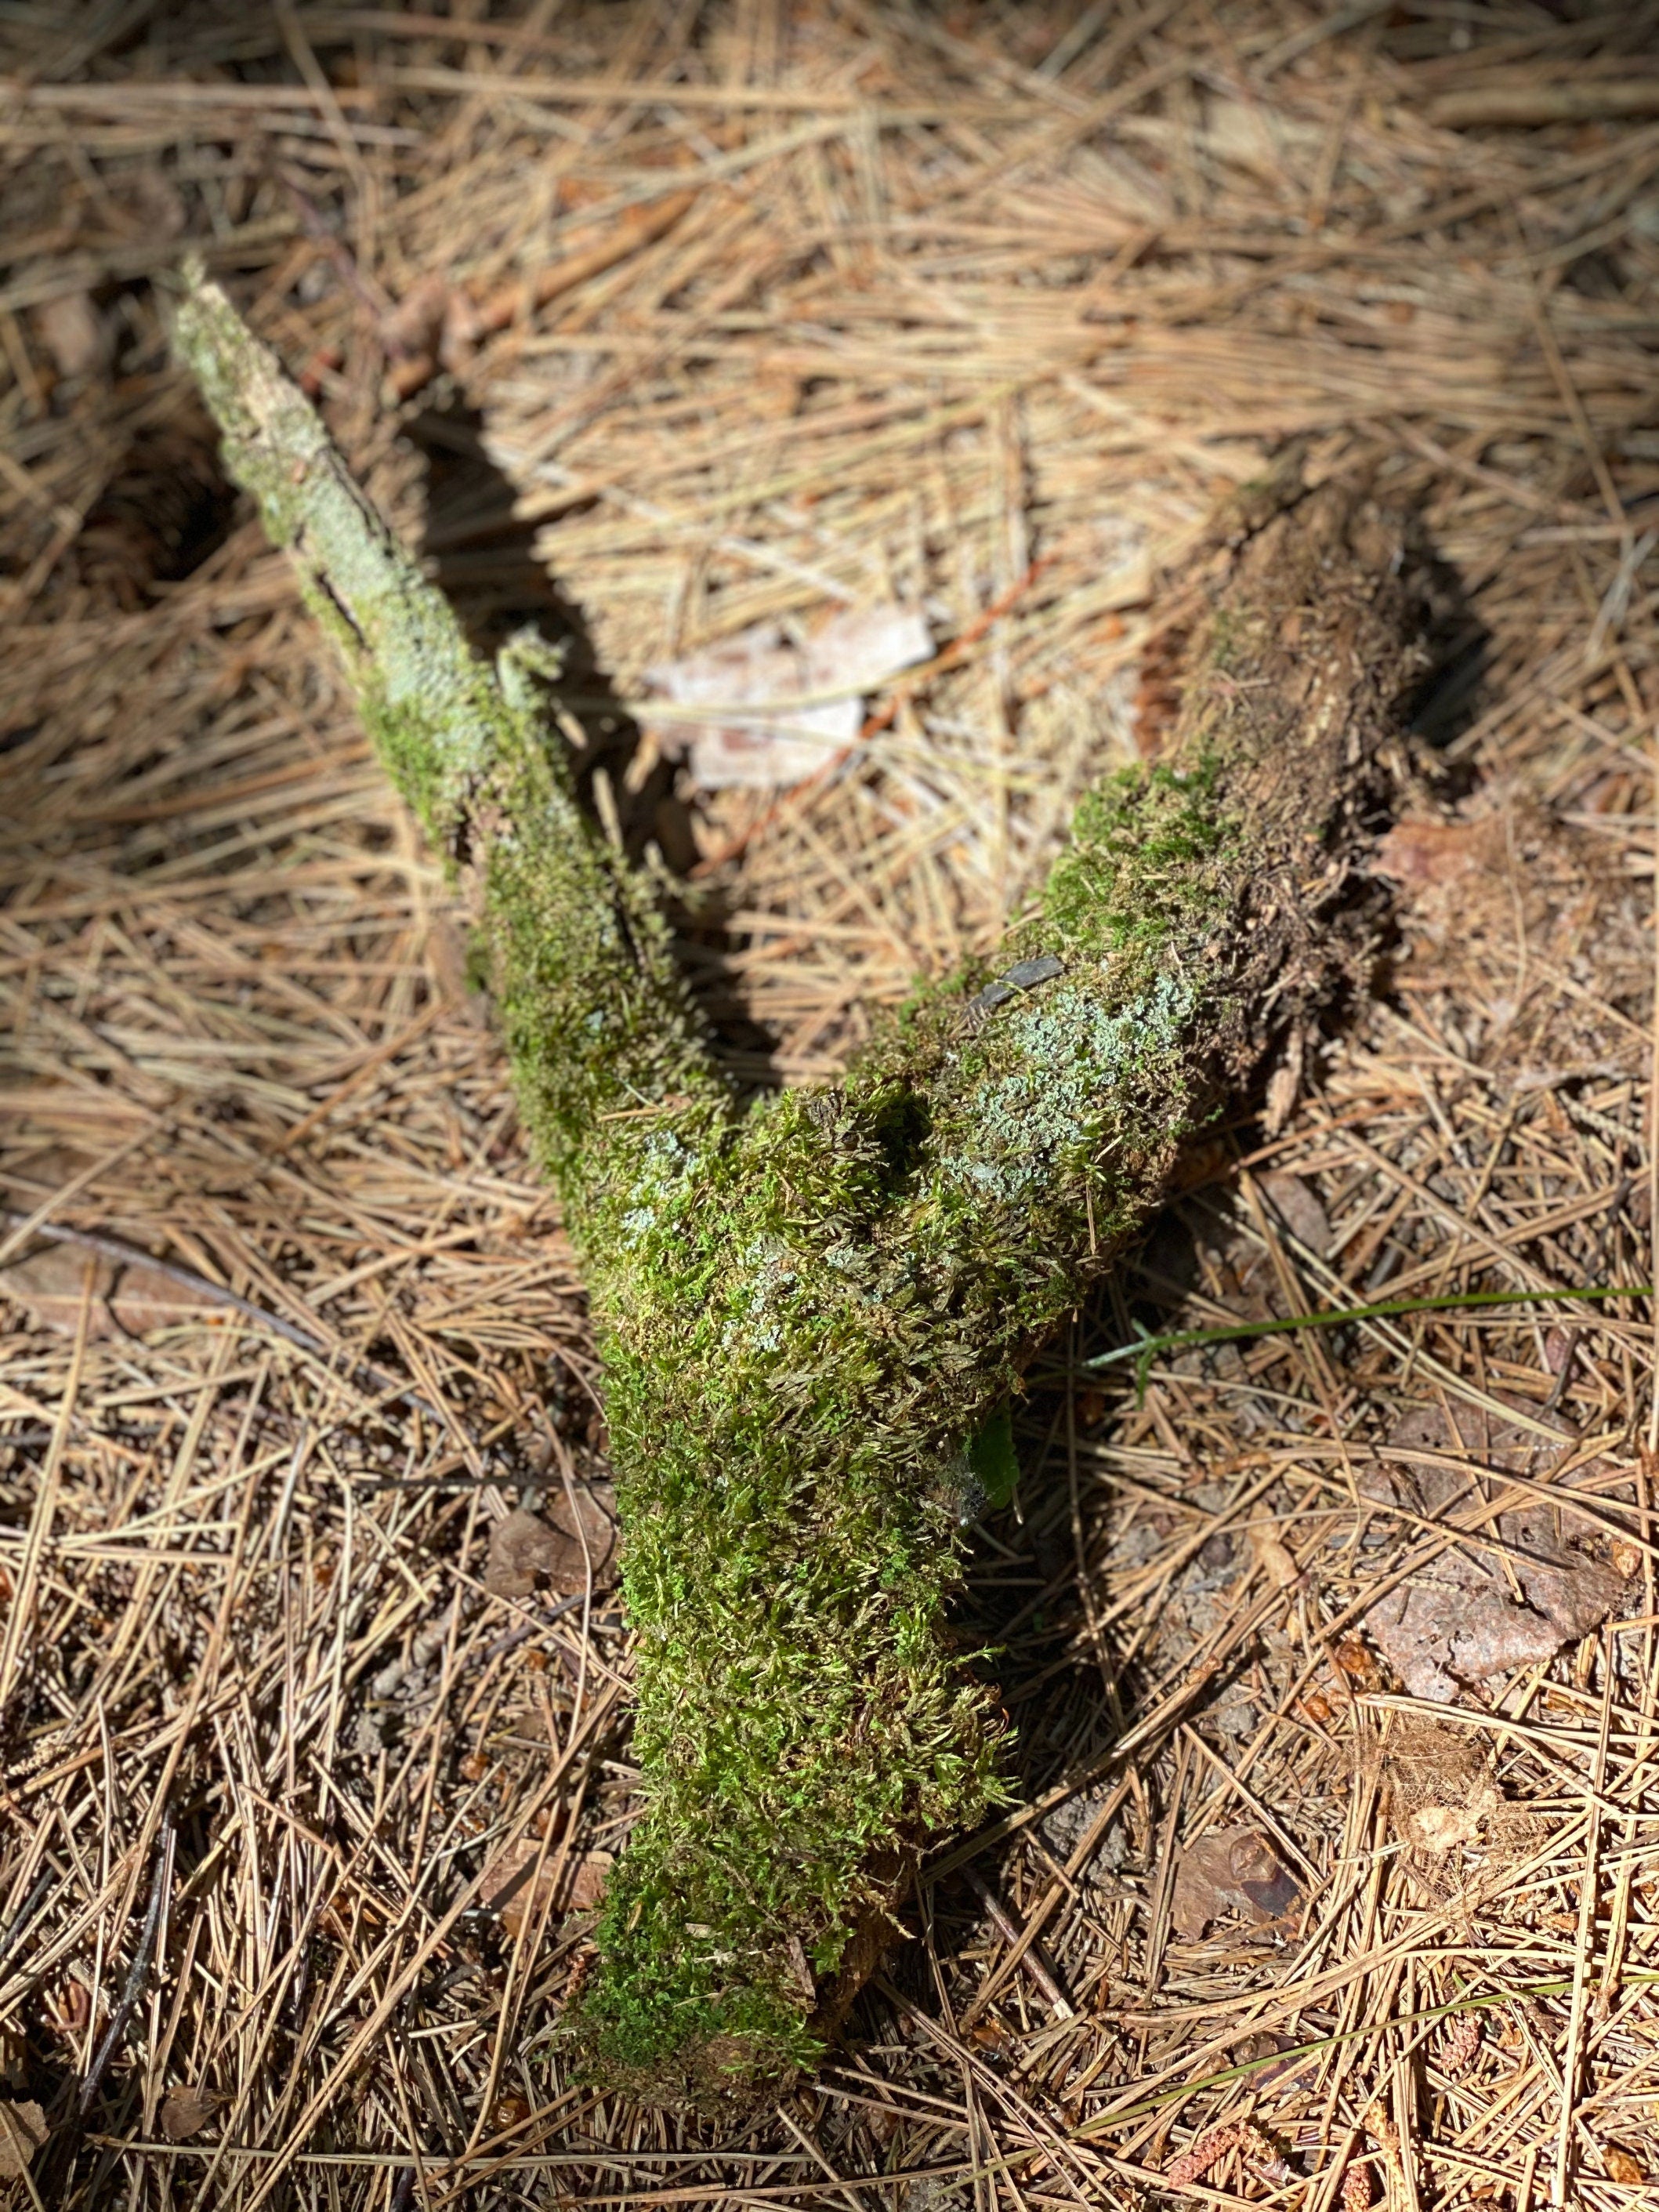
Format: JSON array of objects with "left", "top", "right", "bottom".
[{"left": 175, "top": 269, "right": 1426, "bottom": 2110}]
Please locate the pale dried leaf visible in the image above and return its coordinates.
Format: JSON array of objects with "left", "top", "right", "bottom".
[
  {"left": 1171, "top": 1826, "right": 1302, "bottom": 1941},
  {"left": 1410, "top": 1803, "right": 1487, "bottom": 1852},
  {"left": 159, "top": 2086, "right": 223, "bottom": 2141},
  {"left": 646, "top": 604, "right": 932, "bottom": 789},
  {"left": 2, "top": 1243, "right": 227, "bottom": 1340},
  {"left": 0, "top": 2100, "right": 47, "bottom": 2179},
  {"left": 1248, "top": 1512, "right": 1300, "bottom": 1590},
  {"left": 34, "top": 292, "right": 110, "bottom": 379}
]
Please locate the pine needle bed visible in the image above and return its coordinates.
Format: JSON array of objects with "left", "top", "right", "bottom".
[{"left": 2, "top": 5, "right": 1658, "bottom": 2208}]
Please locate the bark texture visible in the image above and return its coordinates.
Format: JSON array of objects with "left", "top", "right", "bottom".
[{"left": 174, "top": 264, "right": 1428, "bottom": 2109}]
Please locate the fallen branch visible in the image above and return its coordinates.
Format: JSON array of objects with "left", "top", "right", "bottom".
[{"left": 173, "top": 263, "right": 1428, "bottom": 2110}]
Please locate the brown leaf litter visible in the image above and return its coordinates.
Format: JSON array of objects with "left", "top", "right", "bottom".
[
  {"left": 1171, "top": 1827, "right": 1302, "bottom": 1942},
  {"left": 1359, "top": 1396, "right": 1634, "bottom": 1702},
  {"left": 0, "top": 2100, "right": 47, "bottom": 2179},
  {"left": 0, "top": 1239, "right": 233, "bottom": 1343},
  {"left": 158, "top": 2085, "right": 226, "bottom": 2143},
  {"left": 484, "top": 1487, "right": 618, "bottom": 1600},
  {"left": 480, "top": 1838, "right": 613, "bottom": 1941}
]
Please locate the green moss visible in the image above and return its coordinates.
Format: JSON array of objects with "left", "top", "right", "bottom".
[
  {"left": 176, "top": 271, "right": 1416, "bottom": 2110},
  {"left": 1042, "top": 753, "right": 1232, "bottom": 959}
]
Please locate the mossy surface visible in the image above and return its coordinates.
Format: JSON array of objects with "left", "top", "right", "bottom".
[{"left": 176, "top": 272, "right": 1424, "bottom": 2109}]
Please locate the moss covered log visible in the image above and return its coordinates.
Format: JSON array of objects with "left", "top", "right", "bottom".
[{"left": 175, "top": 267, "right": 1427, "bottom": 2109}]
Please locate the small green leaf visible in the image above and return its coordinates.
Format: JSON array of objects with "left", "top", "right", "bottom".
[{"left": 966, "top": 1405, "right": 1019, "bottom": 1510}]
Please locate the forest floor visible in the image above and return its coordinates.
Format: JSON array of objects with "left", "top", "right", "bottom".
[{"left": 3, "top": 3, "right": 1659, "bottom": 2208}]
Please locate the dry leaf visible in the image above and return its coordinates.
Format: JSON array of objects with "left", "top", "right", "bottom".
[
  {"left": 1410, "top": 1802, "right": 1489, "bottom": 1852},
  {"left": 1171, "top": 1826, "right": 1302, "bottom": 1941},
  {"left": 1360, "top": 1396, "right": 1632, "bottom": 1701},
  {"left": 34, "top": 292, "right": 111, "bottom": 379},
  {"left": 159, "top": 2086, "right": 223, "bottom": 2141},
  {"left": 1248, "top": 1512, "right": 1301, "bottom": 1590},
  {"left": 2, "top": 1242, "right": 226, "bottom": 1341},
  {"left": 481, "top": 1840, "right": 613, "bottom": 1938},
  {"left": 1259, "top": 1170, "right": 1334, "bottom": 1258},
  {"left": 1603, "top": 2145, "right": 1645, "bottom": 2185},
  {"left": 484, "top": 1488, "right": 617, "bottom": 1600},
  {"left": 645, "top": 604, "right": 932, "bottom": 789},
  {"left": 1375, "top": 814, "right": 1490, "bottom": 890},
  {"left": 0, "top": 2100, "right": 47, "bottom": 2179}
]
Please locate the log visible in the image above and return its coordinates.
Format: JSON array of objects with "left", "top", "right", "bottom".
[{"left": 173, "top": 262, "right": 1428, "bottom": 2110}]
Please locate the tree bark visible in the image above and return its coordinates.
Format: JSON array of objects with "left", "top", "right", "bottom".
[{"left": 174, "top": 264, "right": 1427, "bottom": 2110}]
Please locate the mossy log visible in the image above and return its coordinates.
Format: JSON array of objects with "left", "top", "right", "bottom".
[{"left": 174, "top": 266, "right": 1427, "bottom": 2110}]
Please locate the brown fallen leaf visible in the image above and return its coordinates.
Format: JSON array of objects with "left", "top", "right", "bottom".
[
  {"left": 159, "top": 2086, "right": 223, "bottom": 2142},
  {"left": 1259, "top": 1169, "right": 1334, "bottom": 1258},
  {"left": 1, "top": 1242, "right": 230, "bottom": 1341},
  {"left": 484, "top": 1487, "right": 617, "bottom": 1601},
  {"left": 33, "top": 291, "right": 111, "bottom": 380},
  {"left": 1171, "top": 1826, "right": 1302, "bottom": 1941},
  {"left": 0, "top": 2099, "right": 47, "bottom": 2179},
  {"left": 1603, "top": 2145, "right": 1645, "bottom": 2185},
  {"left": 1360, "top": 1396, "right": 1632, "bottom": 1702},
  {"left": 480, "top": 1840, "right": 613, "bottom": 1938},
  {"left": 1248, "top": 1511, "right": 1301, "bottom": 1590}
]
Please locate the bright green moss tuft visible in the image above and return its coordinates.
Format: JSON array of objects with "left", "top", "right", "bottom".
[{"left": 1042, "top": 753, "right": 1233, "bottom": 958}]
